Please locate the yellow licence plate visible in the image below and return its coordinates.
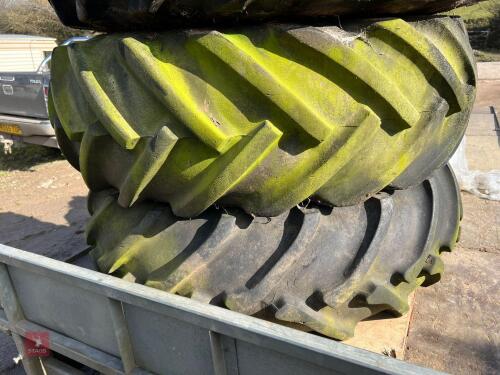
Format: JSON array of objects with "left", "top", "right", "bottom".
[{"left": 0, "top": 123, "right": 22, "bottom": 135}]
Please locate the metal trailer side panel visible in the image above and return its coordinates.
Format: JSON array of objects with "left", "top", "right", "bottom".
[{"left": 0, "top": 244, "right": 445, "bottom": 375}]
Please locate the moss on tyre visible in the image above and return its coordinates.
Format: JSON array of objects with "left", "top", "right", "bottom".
[
  {"left": 88, "top": 165, "right": 461, "bottom": 340},
  {"left": 49, "top": 0, "right": 483, "bottom": 31},
  {"left": 50, "top": 17, "right": 475, "bottom": 217}
]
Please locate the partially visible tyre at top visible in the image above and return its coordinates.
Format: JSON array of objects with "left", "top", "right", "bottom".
[
  {"left": 48, "top": 0, "right": 483, "bottom": 31},
  {"left": 49, "top": 16, "right": 476, "bottom": 218}
]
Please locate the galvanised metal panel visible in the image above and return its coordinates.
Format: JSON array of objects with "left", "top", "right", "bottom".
[
  {"left": 0, "top": 244, "right": 446, "bottom": 375},
  {"left": 124, "top": 303, "right": 214, "bottom": 375},
  {"left": 8, "top": 266, "right": 120, "bottom": 357},
  {"left": 235, "top": 340, "right": 344, "bottom": 375}
]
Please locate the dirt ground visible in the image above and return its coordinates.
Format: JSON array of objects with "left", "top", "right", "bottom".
[
  {"left": 0, "top": 153, "right": 88, "bottom": 261},
  {"left": 404, "top": 194, "right": 500, "bottom": 374},
  {"left": 400, "top": 63, "right": 500, "bottom": 374},
  {"left": 0, "top": 65, "right": 499, "bottom": 373},
  {"left": 0, "top": 150, "right": 89, "bottom": 374}
]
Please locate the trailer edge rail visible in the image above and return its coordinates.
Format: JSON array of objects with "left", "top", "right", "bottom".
[{"left": 0, "top": 244, "right": 445, "bottom": 375}]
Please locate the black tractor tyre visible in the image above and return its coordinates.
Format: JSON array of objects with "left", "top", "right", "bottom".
[
  {"left": 88, "top": 165, "right": 461, "bottom": 340},
  {"left": 49, "top": 0, "right": 483, "bottom": 31},
  {"left": 50, "top": 17, "right": 475, "bottom": 218},
  {"left": 48, "top": 90, "right": 81, "bottom": 171}
]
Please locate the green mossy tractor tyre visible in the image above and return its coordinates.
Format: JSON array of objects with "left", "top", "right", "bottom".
[
  {"left": 50, "top": 16, "right": 476, "bottom": 218},
  {"left": 49, "top": 0, "right": 483, "bottom": 31},
  {"left": 88, "top": 165, "right": 461, "bottom": 340}
]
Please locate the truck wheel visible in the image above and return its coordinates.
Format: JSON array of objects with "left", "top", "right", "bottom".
[
  {"left": 51, "top": 17, "right": 475, "bottom": 218},
  {"left": 49, "top": 0, "right": 482, "bottom": 31},
  {"left": 88, "top": 165, "right": 461, "bottom": 340}
]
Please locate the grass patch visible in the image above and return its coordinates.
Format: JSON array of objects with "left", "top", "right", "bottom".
[
  {"left": 446, "top": 0, "right": 500, "bottom": 28},
  {"left": 445, "top": 1, "right": 500, "bottom": 61}
]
